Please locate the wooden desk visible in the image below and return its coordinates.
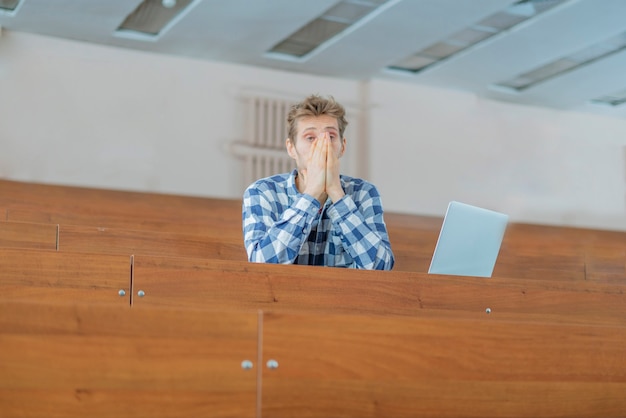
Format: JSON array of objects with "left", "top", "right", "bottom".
[{"left": 131, "top": 256, "right": 626, "bottom": 326}]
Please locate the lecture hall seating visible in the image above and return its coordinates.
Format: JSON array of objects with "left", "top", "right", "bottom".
[
  {"left": 130, "top": 255, "right": 626, "bottom": 326},
  {"left": 1, "top": 300, "right": 625, "bottom": 418},
  {"left": 1, "top": 178, "right": 624, "bottom": 277},
  {"left": 1, "top": 177, "right": 625, "bottom": 417}
]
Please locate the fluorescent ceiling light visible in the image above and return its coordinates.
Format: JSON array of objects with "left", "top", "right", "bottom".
[
  {"left": 388, "top": 55, "right": 437, "bottom": 72},
  {"left": 117, "top": 0, "right": 193, "bottom": 37},
  {"left": 268, "top": 0, "right": 390, "bottom": 59},
  {"left": 0, "top": 0, "right": 19, "bottom": 11},
  {"left": 420, "top": 42, "right": 466, "bottom": 60},
  {"left": 389, "top": 0, "right": 568, "bottom": 74},
  {"left": 449, "top": 27, "right": 496, "bottom": 46},
  {"left": 506, "top": 2, "right": 537, "bottom": 17},
  {"left": 591, "top": 88, "right": 626, "bottom": 107},
  {"left": 521, "top": 58, "right": 579, "bottom": 82},
  {"left": 497, "top": 30, "right": 626, "bottom": 91},
  {"left": 324, "top": 2, "right": 376, "bottom": 23},
  {"left": 477, "top": 11, "right": 528, "bottom": 31}
]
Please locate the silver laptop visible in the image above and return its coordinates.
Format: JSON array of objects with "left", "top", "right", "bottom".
[{"left": 428, "top": 201, "right": 508, "bottom": 278}]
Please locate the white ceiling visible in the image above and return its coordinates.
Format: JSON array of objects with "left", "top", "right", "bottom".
[{"left": 2, "top": 0, "right": 626, "bottom": 119}]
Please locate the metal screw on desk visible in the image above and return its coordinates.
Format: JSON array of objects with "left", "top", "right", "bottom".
[
  {"left": 486, "top": 307, "right": 492, "bottom": 314},
  {"left": 241, "top": 360, "right": 253, "bottom": 370},
  {"left": 118, "top": 289, "right": 126, "bottom": 297},
  {"left": 266, "top": 359, "right": 279, "bottom": 369},
  {"left": 137, "top": 290, "right": 145, "bottom": 297}
]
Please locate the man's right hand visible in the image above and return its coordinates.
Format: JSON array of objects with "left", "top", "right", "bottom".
[{"left": 301, "top": 134, "right": 328, "bottom": 203}]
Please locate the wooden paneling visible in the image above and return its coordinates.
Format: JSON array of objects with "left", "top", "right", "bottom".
[
  {"left": 0, "top": 301, "right": 258, "bottom": 418},
  {"left": 132, "top": 256, "right": 275, "bottom": 310},
  {"left": 0, "top": 248, "right": 130, "bottom": 305},
  {"left": 7, "top": 206, "right": 242, "bottom": 237},
  {"left": 1, "top": 179, "right": 243, "bottom": 236},
  {"left": 391, "top": 223, "right": 625, "bottom": 280},
  {"left": 3, "top": 179, "right": 626, "bottom": 418},
  {"left": 132, "top": 256, "right": 626, "bottom": 326},
  {"left": 0, "top": 221, "right": 57, "bottom": 250},
  {"left": 261, "top": 312, "right": 626, "bottom": 418},
  {"left": 57, "top": 224, "right": 246, "bottom": 260},
  {"left": 3, "top": 178, "right": 625, "bottom": 278}
]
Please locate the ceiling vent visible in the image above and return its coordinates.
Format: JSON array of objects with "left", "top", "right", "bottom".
[
  {"left": 496, "top": 30, "right": 626, "bottom": 91},
  {"left": 591, "top": 88, "right": 626, "bottom": 107},
  {"left": 0, "top": 0, "right": 20, "bottom": 12},
  {"left": 116, "top": 0, "right": 195, "bottom": 39},
  {"left": 267, "top": 0, "right": 392, "bottom": 60},
  {"left": 388, "top": 0, "right": 568, "bottom": 74}
]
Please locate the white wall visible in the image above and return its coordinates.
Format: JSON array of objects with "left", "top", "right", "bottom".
[
  {"left": 0, "top": 31, "right": 360, "bottom": 198},
  {"left": 1, "top": 32, "right": 625, "bottom": 231},
  {"left": 369, "top": 80, "right": 626, "bottom": 230}
]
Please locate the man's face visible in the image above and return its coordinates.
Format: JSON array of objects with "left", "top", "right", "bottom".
[{"left": 286, "top": 115, "right": 346, "bottom": 170}]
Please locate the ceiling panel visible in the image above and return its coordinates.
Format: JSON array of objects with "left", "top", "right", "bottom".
[{"left": 0, "top": 0, "right": 625, "bottom": 118}]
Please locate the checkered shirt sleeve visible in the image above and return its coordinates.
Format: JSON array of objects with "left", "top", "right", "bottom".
[
  {"left": 327, "top": 189, "right": 394, "bottom": 270},
  {"left": 242, "top": 173, "right": 318, "bottom": 264}
]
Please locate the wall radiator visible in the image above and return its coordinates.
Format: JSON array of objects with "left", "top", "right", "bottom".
[{"left": 230, "top": 96, "right": 295, "bottom": 188}]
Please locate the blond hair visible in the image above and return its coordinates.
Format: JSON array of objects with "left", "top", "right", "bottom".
[{"left": 287, "top": 95, "right": 348, "bottom": 142}]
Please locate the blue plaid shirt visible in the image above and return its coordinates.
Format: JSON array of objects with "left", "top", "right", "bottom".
[{"left": 242, "top": 169, "right": 394, "bottom": 270}]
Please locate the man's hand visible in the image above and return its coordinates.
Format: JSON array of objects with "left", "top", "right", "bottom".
[
  {"left": 300, "top": 132, "right": 345, "bottom": 204},
  {"left": 301, "top": 134, "right": 328, "bottom": 203},
  {"left": 325, "top": 135, "right": 345, "bottom": 203}
]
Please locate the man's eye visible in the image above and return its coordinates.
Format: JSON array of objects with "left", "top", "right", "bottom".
[{"left": 306, "top": 136, "right": 315, "bottom": 142}]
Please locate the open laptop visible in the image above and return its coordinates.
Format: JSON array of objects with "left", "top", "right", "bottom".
[{"left": 428, "top": 201, "right": 508, "bottom": 278}]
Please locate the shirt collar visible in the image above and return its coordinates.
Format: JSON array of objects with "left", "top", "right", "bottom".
[{"left": 287, "top": 169, "right": 300, "bottom": 198}]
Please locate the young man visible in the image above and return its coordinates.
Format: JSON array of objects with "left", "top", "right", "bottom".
[{"left": 242, "top": 94, "right": 394, "bottom": 270}]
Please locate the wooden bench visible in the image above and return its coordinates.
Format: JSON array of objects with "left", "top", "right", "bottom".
[
  {"left": 131, "top": 255, "right": 626, "bottom": 326},
  {"left": 0, "top": 248, "right": 131, "bottom": 305}
]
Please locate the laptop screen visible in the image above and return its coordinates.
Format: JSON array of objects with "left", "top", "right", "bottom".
[{"left": 428, "top": 201, "right": 508, "bottom": 278}]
